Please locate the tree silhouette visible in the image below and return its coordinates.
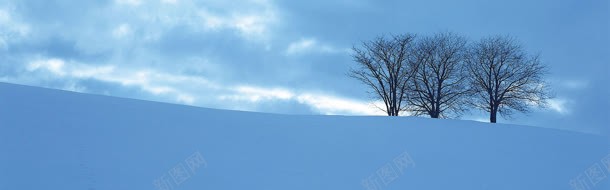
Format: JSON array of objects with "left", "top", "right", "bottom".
[
  {"left": 465, "top": 36, "right": 551, "bottom": 123},
  {"left": 349, "top": 34, "right": 418, "bottom": 116},
  {"left": 407, "top": 32, "right": 470, "bottom": 118}
]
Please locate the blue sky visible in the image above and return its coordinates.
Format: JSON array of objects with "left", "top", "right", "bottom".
[{"left": 0, "top": 0, "right": 608, "bottom": 135}]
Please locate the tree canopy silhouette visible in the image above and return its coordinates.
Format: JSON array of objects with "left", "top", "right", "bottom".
[
  {"left": 465, "top": 36, "right": 551, "bottom": 123},
  {"left": 349, "top": 34, "right": 418, "bottom": 116},
  {"left": 407, "top": 32, "right": 470, "bottom": 118}
]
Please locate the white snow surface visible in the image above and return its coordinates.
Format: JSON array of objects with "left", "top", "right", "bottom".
[{"left": 0, "top": 82, "right": 608, "bottom": 190}]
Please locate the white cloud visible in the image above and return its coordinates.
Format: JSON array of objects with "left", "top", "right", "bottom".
[
  {"left": 110, "top": 0, "right": 280, "bottom": 44},
  {"left": 0, "top": 9, "right": 9, "bottom": 22},
  {"left": 177, "top": 94, "right": 195, "bottom": 104},
  {"left": 147, "top": 86, "right": 174, "bottom": 95},
  {"left": 0, "top": 9, "right": 29, "bottom": 36},
  {"left": 62, "top": 81, "right": 87, "bottom": 93},
  {"left": 161, "top": 0, "right": 179, "bottom": 4},
  {"left": 548, "top": 98, "right": 570, "bottom": 115},
  {"left": 199, "top": 10, "right": 225, "bottom": 30},
  {"left": 296, "top": 93, "right": 386, "bottom": 115},
  {"left": 25, "top": 58, "right": 199, "bottom": 105},
  {"left": 112, "top": 23, "right": 132, "bottom": 38},
  {"left": 221, "top": 86, "right": 294, "bottom": 102},
  {"left": 115, "top": 0, "right": 142, "bottom": 6},
  {"left": 221, "top": 85, "right": 385, "bottom": 115},
  {"left": 471, "top": 117, "right": 489, "bottom": 123},
  {"left": 71, "top": 65, "right": 116, "bottom": 78},
  {"left": 563, "top": 79, "right": 589, "bottom": 89},
  {"left": 286, "top": 38, "right": 316, "bottom": 54},
  {"left": 285, "top": 38, "right": 349, "bottom": 55},
  {"left": 197, "top": 5, "right": 277, "bottom": 39},
  {"left": 27, "top": 59, "right": 66, "bottom": 76},
  {"left": 20, "top": 57, "right": 385, "bottom": 115},
  {"left": 0, "top": 8, "right": 30, "bottom": 49},
  {"left": 232, "top": 14, "right": 270, "bottom": 37}
]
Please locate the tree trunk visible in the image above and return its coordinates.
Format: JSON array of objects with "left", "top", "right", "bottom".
[
  {"left": 430, "top": 111, "right": 440, "bottom": 118},
  {"left": 490, "top": 108, "right": 497, "bottom": 123}
]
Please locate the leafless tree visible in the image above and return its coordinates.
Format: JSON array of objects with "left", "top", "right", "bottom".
[
  {"left": 465, "top": 36, "right": 551, "bottom": 123},
  {"left": 407, "top": 32, "right": 470, "bottom": 118},
  {"left": 349, "top": 34, "right": 417, "bottom": 116}
]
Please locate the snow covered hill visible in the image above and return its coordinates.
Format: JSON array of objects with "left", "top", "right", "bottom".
[{"left": 0, "top": 82, "right": 608, "bottom": 190}]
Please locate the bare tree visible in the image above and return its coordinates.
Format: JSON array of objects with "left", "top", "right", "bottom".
[
  {"left": 465, "top": 36, "right": 551, "bottom": 123},
  {"left": 407, "top": 32, "right": 470, "bottom": 118},
  {"left": 349, "top": 34, "right": 417, "bottom": 116}
]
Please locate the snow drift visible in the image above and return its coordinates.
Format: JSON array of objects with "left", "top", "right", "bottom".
[{"left": 0, "top": 82, "right": 608, "bottom": 190}]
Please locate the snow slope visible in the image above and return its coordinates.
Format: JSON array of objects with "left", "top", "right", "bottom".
[{"left": 0, "top": 82, "right": 608, "bottom": 190}]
